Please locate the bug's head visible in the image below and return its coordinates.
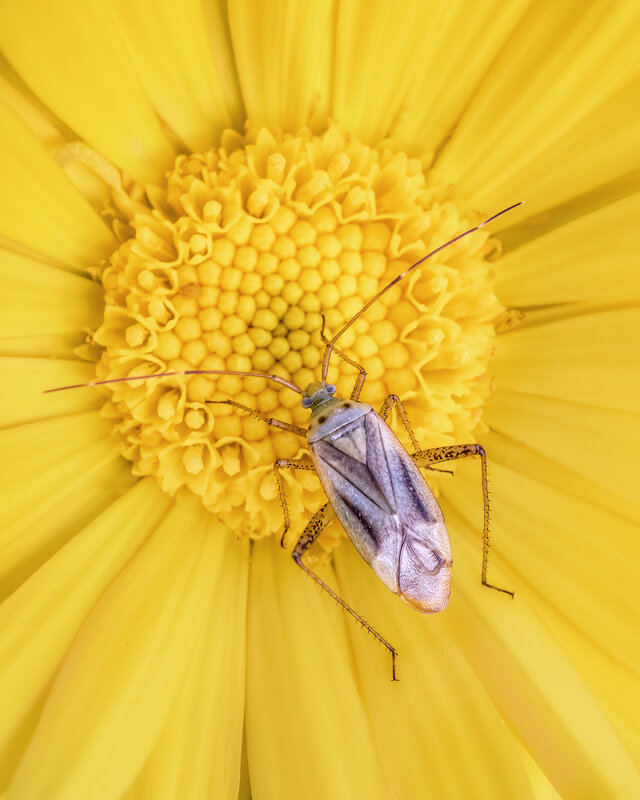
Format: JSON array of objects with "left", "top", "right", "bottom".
[{"left": 301, "top": 381, "right": 337, "bottom": 410}]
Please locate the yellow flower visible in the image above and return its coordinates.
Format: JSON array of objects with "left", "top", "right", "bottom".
[{"left": 0, "top": 2, "right": 639, "bottom": 799}]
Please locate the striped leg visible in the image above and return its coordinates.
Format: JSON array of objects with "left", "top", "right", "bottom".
[
  {"left": 293, "top": 503, "right": 399, "bottom": 681},
  {"left": 413, "top": 444, "right": 514, "bottom": 598},
  {"left": 273, "top": 456, "right": 316, "bottom": 547}
]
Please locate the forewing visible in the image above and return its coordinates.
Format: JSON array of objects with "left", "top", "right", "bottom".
[
  {"left": 312, "top": 429, "right": 394, "bottom": 517},
  {"left": 311, "top": 411, "right": 452, "bottom": 611}
]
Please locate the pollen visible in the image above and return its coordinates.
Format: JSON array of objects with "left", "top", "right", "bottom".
[{"left": 91, "top": 124, "right": 504, "bottom": 542}]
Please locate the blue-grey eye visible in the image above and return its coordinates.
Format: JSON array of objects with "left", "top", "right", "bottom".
[
  {"left": 301, "top": 397, "right": 313, "bottom": 408},
  {"left": 326, "top": 384, "right": 336, "bottom": 395}
]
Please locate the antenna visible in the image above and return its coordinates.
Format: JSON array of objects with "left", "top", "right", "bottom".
[
  {"left": 320, "top": 201, "right": 525, "bottom": 381},
  {"left": 45, "top": 202, "right": 524, "bottom": 398},
  {"left": 43, "top": 369, "right": 303, "bottom": 395}
]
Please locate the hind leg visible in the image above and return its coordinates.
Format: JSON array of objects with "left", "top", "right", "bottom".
[
  {"left": 292, "top": 502, "right": 398, "bottom": 681},
  {"left": 413, "top": 444, "right": 514, "bottom": 598}
]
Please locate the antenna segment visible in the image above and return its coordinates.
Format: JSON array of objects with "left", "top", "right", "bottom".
[
  {"left": 43, "top": 369, "right": 303, "bottom": 395},
  {"left": 320, "top": 201, "right": 524, "bottom": 381}
]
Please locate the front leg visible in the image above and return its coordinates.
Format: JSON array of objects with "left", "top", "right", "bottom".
[{"left": 413, "top": 443, "right": 514, "bottom": 598}]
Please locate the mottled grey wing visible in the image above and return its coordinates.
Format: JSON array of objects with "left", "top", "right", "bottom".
[{"left": 310, "top": 410, "right": 452, "bottom": 613}]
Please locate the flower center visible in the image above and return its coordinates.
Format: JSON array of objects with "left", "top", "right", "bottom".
[{"left": 92, "top": 125, "right": 503, "bottom": 541}]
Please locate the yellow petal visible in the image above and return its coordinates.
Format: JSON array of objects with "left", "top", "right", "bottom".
[
  {"left": 0, "top": 66, "right": 68, "bottom": 150},
  {"left": 0, "top": 249, "right": 103, "bottom": 357},
  {"left": 517, "top": 738, "right": 564, "bottom": 800},
  {"left": 477, "top": 77, "right": 640, "bottom": 224},
  {"left": 6, "top": 492, "right": 223, "bottom": 800},
  {"left": 0, "top": 480, "right": 170, "bottom": 782},
  {"left": 202, "top": 0, "right": 245, "bottom": 129},
  {"left": 0, "top": 423, "right": 133, "bottom": 602},
  {"left": 505, "top": 295, "right": 639, "bottom": 329},
  {"left": 245, "top": 535, "right": 391, "bottom": 798},
  {"left": 0, "top": 357, "right": 100, "bottom": 428},
  {"left": 533, "top": 606, "right": 640, "bottom": 773},
  {"left": 228, "top": 0, "right": 332, "bottom": 128},
  {"left": 0, "top": 0, "right": 175, "bottom": 185},
  {"left": 389, "top": 0, "right": 530, "bottom": 155},
  {"left": 443, "top": 443, "right": 639, "bottom": 672},
  {"left": 439, "top": 499, "right": 640, "bottom": 799},
  {"left": 435, "top": 2, "right": 640, "bottom": 219},
  {"left": 0, "top": 413, "right": 114, "bottom": 531},
  {"left": 484, "top": 390, "right": 640, "bottom": 517},
  {"left": 481, "top": 427, "right": 640, "bottom": 541},
  {"left": 496, "top": 193, "right": 640, "bottom": 307},
  {"left": 334, "top": 0, "right": 530, "bottom": 150},
  {"left": 333, "top": 543, "right": 532, "bottom": 799},
  {"left": 116, "top": 520, "right": 248, "bottom": 800},
  {"left": 237, "top": 735, "right": 250, "bottom": 800},
  {"left": 491, "top": 309, "right": 640, "bottom": 413},
  {"left": 108, "top": 0, "right": 233, "bottom": 153},
  {"left": 0, "top": 101, "right": 115, "bottom": 268},
  {"left": 332, "top": 0, "right": 443, "bottom": 144}
]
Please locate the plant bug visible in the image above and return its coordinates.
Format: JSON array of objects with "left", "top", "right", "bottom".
[{"left": 45, "top": 202, "right": 523, "bottom": 679}]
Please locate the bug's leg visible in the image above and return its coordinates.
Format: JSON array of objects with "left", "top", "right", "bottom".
[
  {"left": 293, "top": 502, "right": 399, "bottom": 681},
  {"left": 413, "top": 443, "right": 514, "bottom": 598},
  {"left": 378, "top": 394, "right": 420, "bottom": 451},
  {"left": 378, "top": 394, "right": 453, "bottom": 474},
  {"left": 273, "top": 456, "right": 316, "bottom": 547},
  {"left": 319, "top": 315, "right": 366, "bottom": 400},
  {"left": 207, "top": 399, "right": 307, "bottom": 438}
]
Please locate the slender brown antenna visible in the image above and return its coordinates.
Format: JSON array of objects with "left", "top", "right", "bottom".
[
  {"left": 43, "top": 369, "right": 303, "bottom": 395},
  {"left": 321, "top": 201, "right": 525, "bottom": 381}
]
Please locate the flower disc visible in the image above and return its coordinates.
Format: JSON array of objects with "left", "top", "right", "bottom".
[{"left": 94, "top": 125, "right": 503, "bottom": 538}]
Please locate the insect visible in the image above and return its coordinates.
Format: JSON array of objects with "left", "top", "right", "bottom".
[{"left": 46, "top": 202, "right": 522, "bottom": 679}]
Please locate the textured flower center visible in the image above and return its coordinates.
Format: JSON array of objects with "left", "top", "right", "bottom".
[{"left": 92, "top": 125, "right": 503, "bottom": 541}]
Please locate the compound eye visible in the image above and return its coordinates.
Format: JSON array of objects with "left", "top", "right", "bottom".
[
  {"left": 301, "top": 396, "right": 313, "bottom": 408},
  {"left": 326, "top": 384, "right": 336, "bottom": 395}
]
